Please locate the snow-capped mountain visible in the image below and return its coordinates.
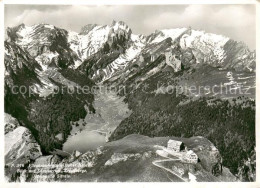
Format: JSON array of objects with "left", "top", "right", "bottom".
[
  {"left": 5, "top": 21, "right": 256, "bottom": 98},
  {"left": 90, "top": 33, "right": 146, "bottom": 81},
  {"left": 146, "top": 28, "right": 188, "bottom": 44},
  {"left": 4, "top": 21, "right": 256, "bottom": 182},
  {"left": 78, "top": 24, "right": 255, "bottom": 82},
  {"left": 7, "top": 23, "right": 79, "bottom": 70},
  {"left": 6, "top": 21, "right": 255, "bottom": 84},
  {"left": 68, "top": 20, "right": 132, "bottom": 68}
]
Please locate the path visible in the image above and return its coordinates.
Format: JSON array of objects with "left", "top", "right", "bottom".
[
  {"left": 152, "top": 148, "right": 197, "bottom": 182},
  {"left": 152, "top": 155, "right": 188, "bottom": 182}
]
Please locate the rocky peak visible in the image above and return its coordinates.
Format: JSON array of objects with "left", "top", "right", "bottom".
[
  {"left": 68, "top": 150, "right": 82, "bottom": 162},
  {"left": 80, "top": 24, "right": 98, "bottom": 35},
  {"left": 6, "top": 23, "right": 25, "bottom": 42},
  {"left": 146, "top": 29, "right": 164, "bottom": 43},
  {"left": 4, "top": 41, "right": 42, "bottom": 84},
  {"left": 5, "top": 124, "right": 42, "bottom": 182},
  {"left": 6, "top": 23, "right": 79, "bottom": 69},
  {"left": 109, "top": 20, "right": 132, "bottom": 38},
  {"left": 221, "top": 39, "right": 256, "bottom": 72},
  {"left": 4, "top": 113, "right": 20, "bottom": 134},
  {"left": 111, "top": 20, "right": 130, "bottom": 30},
  {"left": 146, "top": 28, "right": 188, "bottom": 44},
  {"left": 7, "top": 23, "right": 57, "bottom": 43}
]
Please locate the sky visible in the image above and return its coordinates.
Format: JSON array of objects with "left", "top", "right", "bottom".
[{"left": 4, "top": 4, "right": 256, "bottom": 50}]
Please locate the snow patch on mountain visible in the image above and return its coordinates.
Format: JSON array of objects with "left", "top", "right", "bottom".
[
  {"left": 15, "top": 25, "right": 35, "bottom": 46},
  {"left": 5, "top": 113, "right": 20, "bottom": 135},
  {"left": 5, "top": 127, "right": 27, "bottom": 155},
  {"left": 224, "top": 71, "right": 236, "bottom": 86},
  {"left": 32, "top": 68, "right": 80, "bottom": 97},
  {"left": 4, "top": 122, "right": 42, "bottom": 182},
  {"left": 6, "top": 22, "right": 255, "bottom": 89},
  {"left": 95, "top": 34, "right": 146, "bottom": 82},
  {"left": 180, "top": 30, "right": 229, "bottom": 64},
  {"left": 5, "top": 126, "right": 42, "bottom": 159},
  {"left": 68, "top": 21, "right": 132, "bottom": 68},
  {"left": 35, "top": 51, "right": 59, "bottom": 71},
  {"left": 111, "top": 20, "right": 131, "bottom": 33},
  {"left": 44, "top": 24, "right": 55, "bottom": 30},
  {"left": 148, "top": 28, "right": 187, "bottom": 44},
  {"left": 68, "top": 25, "right": 110, "bottom": 63},
  {"left": 15, "top": 24, "right": 56, "bottom": 48}
]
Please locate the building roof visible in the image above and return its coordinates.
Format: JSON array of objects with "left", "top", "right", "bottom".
[
  {"left": 187, "top": 150, "right": 197, "bottom": 156},
  {"left": 168, "top": 140, "right": 183, "bottom": 146}
]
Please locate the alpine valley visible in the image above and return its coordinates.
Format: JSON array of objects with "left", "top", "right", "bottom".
[{"left": 4, "top": 21, "right": 255, "bottom": 182}]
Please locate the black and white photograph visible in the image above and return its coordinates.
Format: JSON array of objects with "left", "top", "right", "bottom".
[{"left": 2, "top": 1, "right": 258, "bottom": 185}]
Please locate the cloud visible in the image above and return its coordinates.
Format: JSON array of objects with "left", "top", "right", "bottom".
[
  {"left": 6, "top": 5, "right": 136, "bottom": 31},
  {"left": 143, "top": 5, "right": 255, "bottom": 49},
  {"left": 5, "top": 4, "right": 255, "bottom": 49}
]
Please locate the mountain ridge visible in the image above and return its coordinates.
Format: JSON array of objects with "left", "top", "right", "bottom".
[
  {"left": 4, "top": 21, "right": 256, "bottom": 182},
  {"left": 7, "top": 21, "right": 255, "bottom": 77}
]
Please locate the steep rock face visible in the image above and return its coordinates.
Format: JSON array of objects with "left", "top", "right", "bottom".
[
  {"left": 146, "top": 28, "right": 255, "bottom": 72},
  {"left": 4, "top": 41, "right": 42, "bottom": 88},
  {"left": 5, "top": 124, "right": 42, "bottom": 182},
  {"left": 68, "top": 26, "right": 110, "bottom": 64},
  {"left": 5, "top": 127, "right": 42, "bottom": 163},
  {"left": 68, "top": 20, "right": 132, "bottom": 68},
  {"left": 5, "top": 38, "right": 73, "bottom": 98},
  {"left": 179, "top": 29, "right": 229, "bottom": 65},
  {"left": 77, "top": 51, "right": 121, "bottom": 82},
  {"left": 7, "top": 23, "right": 79, "bottom": 69},
  {"left": 165, "top": 48, "right": 183, "bottom": 72},
  {"left": 222, "top": 40, "right": 255, "bottom": 72},
  {"left": 91, "top": 34, "right": 146, "bottom": 82},
  {"left": 5, "top": 31, "right": 95, "bottom": 154},
  {"left": 105, "top": 37, "right": 173, "bottom": 87},
  {"left": 105, "top": 27, "right": 255, "bottom": 90},
  {"left": 4, "top": 43, "right": 43, "bottom": 145},
  {"left": 80, "top": 24, "right": 98, "bottom": 35},
  {"left": 107, "top": 20, "right": 132, "bottom": 45},
  {"left": 76, "top": 21, "right": 142, "bottom": 82},
  {"left": 4, "top": 113, "right": 20, "bottom": 134},
  {"left": 146, "top": 28, "right": 187, "bottom": 44}
]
